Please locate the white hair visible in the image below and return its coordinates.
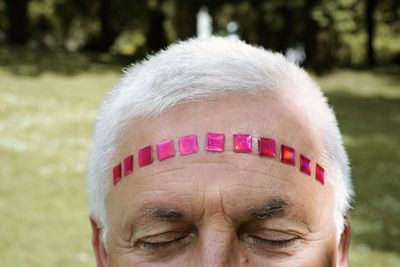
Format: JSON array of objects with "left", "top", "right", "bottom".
[{"left": 87, "top": 37, "right": 353, "bottom": 246}]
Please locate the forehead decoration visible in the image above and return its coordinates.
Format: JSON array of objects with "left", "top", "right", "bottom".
[{"left": 112, "top": 133, "right": 325, "bottom": 186}]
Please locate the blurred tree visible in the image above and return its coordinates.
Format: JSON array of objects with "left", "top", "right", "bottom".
[
  {"left": 173, "top": 0, "right": 201, "bottom": 40},
  {"left": 146, "top": 0, "right": 168, "bottom": 52},
  {"left": 209, "top": 1, "right": 311, "bottom": 60},
  {"left": 372, "top": 0, "right": 400, "bottom": 64},
  {"left": 53, "top": 0, "right": 97, "bottom": 49},
  {"left": 1, "top": 0, "right": 398, "bottom": 68},
  {"left": 5, "top": 0, "right": 29, "bottom": 44},
  {"left": 304, "top": 0, "right": 365, "bottom": 70},
  {"left": 98, "top": 0, "right": 117, "bottom": 51},
  {"left": 301, "top": 0, "right": 321, "bottom": 69},
  {"left": 81, "top": 0, "right": 120, "bottom": 51},
  {"left": 366, "top": 0, "right": 377, "bottom": 66}
]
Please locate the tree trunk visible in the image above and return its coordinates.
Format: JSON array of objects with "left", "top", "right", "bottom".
[
  {"left": 252, "top": 0, "right": 271, "bottom": 48},
  {"left": 302, "top": 0, "right": 320, "bottom": 69},
  {"left": 366, "top": 0, "right": 377, "bottom": 66},
  {"left": 146, "top": 3, "right": 168, "bottom": 53},
  {"left": 255, "top": 13, "right": 271, "bottom": 49},
  {"left": 5, "top": 0, "right": 29, "bottom": 44},
  {"left": 174, "top": 0, "right": 201, "bottom": 40},
  {"left": 276, "top": 6, "right": 293, "bottom": 53},
  {"left": 98, "top": 0, "right": 117, "bottom": 51}
]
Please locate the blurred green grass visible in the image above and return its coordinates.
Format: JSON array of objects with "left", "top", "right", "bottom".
[{"left": 0, "top": 49, "right": 399, "bottom": 266}]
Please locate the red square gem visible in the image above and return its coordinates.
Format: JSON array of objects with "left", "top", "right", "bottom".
[
  {"left": 233, "top": 134, "right": 252, "bottom": 153},
  {"left": 123, "top": 155, "right": 134, "bottom": 176},
  {"left": 178, "top": 134, "right": 199, "bottom": 155},
  {"left": 258, "top": 138, "right": 276, "bottom": 157},
  {"left": 205, "top": 132, "right": 225, "bottom": 152},
  {"left": 316, "top": 163, "right": 325, "bottom": 185},
  {"left": 157, "top": 139, "right": 175, "bottom": 161},
  {"left": 138, "top": 145, "right": 153, "bottom": 167},
  {"left": 280, "top": 144, "right": 296, "bottom": 165},
  {"left": 300, "top": 154, "right": 311, "bottom": 175},
  {"left": 112, "top": 163, "right": 122, "bottom": 185}
]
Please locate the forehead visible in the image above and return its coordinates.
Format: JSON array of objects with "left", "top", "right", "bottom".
[
  {"left": 121, "top": 92, "right": 319, "bottom": 151},
  {"left": 109, "top": 92, "right": 333, "bottom": 222}
]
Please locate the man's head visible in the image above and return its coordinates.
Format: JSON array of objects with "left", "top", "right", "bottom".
[{"left": 87, "top": 38, "right": 353, "bottom": 266}]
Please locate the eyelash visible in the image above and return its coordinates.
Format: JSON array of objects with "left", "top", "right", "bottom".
[
  {"left": 248, "top": 235, "right": 297, "bottom": 249},
  {"left": 138, "top": 235, "right": 192, "bottom": 251},
  {"left": 137, "top": 233, "right": 297, "bottom": 252}
]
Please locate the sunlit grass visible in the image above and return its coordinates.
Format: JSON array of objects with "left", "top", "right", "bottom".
[
  {"left": 318, "top": 69, "right": 400, "bottom": 266},
  {"left": 0, "top": 51, "right": 399, "bottom": 266},
  {"left": 318, "top": 68, "right": 400, "bottom": 98},
  {"left": 0, "top": 66, "right": 118, "bottom": 266}
]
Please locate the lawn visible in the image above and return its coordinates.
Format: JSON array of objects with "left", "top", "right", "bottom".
[{"left": 0, "top": 49, "right": 399, "bottom": 266}]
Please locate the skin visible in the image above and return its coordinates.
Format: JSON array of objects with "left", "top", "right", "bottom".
[{"left": 90, "top": 92, "right": 351, "bottom": 266}]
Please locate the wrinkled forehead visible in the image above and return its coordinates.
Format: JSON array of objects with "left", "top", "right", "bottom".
[
  {"left": 112, "top": 91, "right": 329, "bottom": 193},
  {"left": 107, "top": 91, "right": 335, "bottom": 228},
  {"left": 118, "top": 92, "right": 322, "bottom": 157}
]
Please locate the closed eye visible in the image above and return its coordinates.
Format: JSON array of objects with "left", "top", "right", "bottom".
[
  {"left": 240, "top": 229, "right": 299, "bottom": 252},
  {"left": 247, "top": 234, "right": 297, "bottom": 249},
  {"left": 135, "top": 231, "right": 196, "bottom": 252}
]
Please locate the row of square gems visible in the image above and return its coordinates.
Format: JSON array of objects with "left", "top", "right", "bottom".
[
  {"left": 113, "top": 133, "right": 325, "bottom": 186},
  {"left": 112, "top": 134, "right": 200, "bottom": 185},
  {"left": 232, "top": 134, "right": 324, "bottom": 184}
]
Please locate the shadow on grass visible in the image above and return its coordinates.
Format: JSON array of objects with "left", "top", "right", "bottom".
[
  {"left": 327, "top": 92, "right": 400, "bottom": 253},
  {"left": 0, "top": 46, "right": 144, "bottom": 76}
]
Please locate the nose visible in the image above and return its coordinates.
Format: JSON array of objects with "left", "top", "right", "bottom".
[
  {"left": 199, "top": 228, "right": 234, "bottom": 267},
  {"left": 193, "top": 223, "right": 250, "bottom": 267}
]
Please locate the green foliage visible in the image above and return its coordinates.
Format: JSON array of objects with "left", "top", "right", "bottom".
[
  {"left": 1, "top": 0, "right": 399, "bottom": 67},
  {"left": 207, "top": 0, "right": 400, "bottom": 67}
]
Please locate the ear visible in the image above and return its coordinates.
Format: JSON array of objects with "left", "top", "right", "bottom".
[
  {"left": 337, "top": 216, "right": 351, "bottom": 267},
  {"left": 90, "top": 217, "right": 108, "bottom": 267}
]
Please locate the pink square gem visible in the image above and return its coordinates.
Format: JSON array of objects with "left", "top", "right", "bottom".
[
  {"left": 258, "top": 137, "right": 276, "bottom": 157},
  {"left": 179, "top": 134, "right": 199, "bottom": 155},
  {"left": 205, "top": 133, "right": 225, "bottom": 152},
  {"left": 157, "top": 139, "right": 175, "bottom": 161},
  {"left": 233, "top": 134, "right": 252, "bottom": 153},
  {"left": 112, "top": 163, "right": 122, "bottom": 185},
  {"left": 138, "top": 145, "right": 153, "bottom": 167},
  {"left": 316, "top": 163, "right": 325, "bottom": 185},
  {"left": 300, "top": 154, "right": 311, "bottom": 175},
  {"left": 280, "top": 144, "right": 296, "bottom": 165},
  {"left": 123, "top": 155, "right": 134, "bottom": 176}
]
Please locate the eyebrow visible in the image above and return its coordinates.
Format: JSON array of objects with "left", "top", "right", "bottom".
[
  {"left": 141, "top": 206, "right": 184, "bottom": 221},
  {"left": 138, "top": 199, "right": 288, "bottom": 223},
  {"left": 247, "top": 199, "right": 288, "bottom": 219}
]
